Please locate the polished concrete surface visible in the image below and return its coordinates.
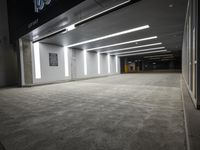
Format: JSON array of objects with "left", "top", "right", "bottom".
[{"left": 0, "top": 74, "right": 185, "bottom": 150}]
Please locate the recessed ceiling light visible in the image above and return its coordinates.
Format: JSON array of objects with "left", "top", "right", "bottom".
[
  {"left": 169, "top": 4, "right": 173, "bottom": 8},
  {"left": 63, "top": 0, "right": 131, "bottom": 33},
  {"left": 66, "top": 24, "right": 76, "bottom": 31},
  {"left": 118, "top": 50, "right": 168, "bottom": 57},
  {"left": 113, "top": 47, "right": 166, "bottom": 55},
  {"left": 66, "top": 25, "right": 150, "bottom": 48},
  {"left": 101, "top": 43, "right": 162, "bottom": 53},
  {"left": 75, "top": 0, "right": 131, "bottom": 25},
  {"left": 86, "top": 36, "right": 157, "bottom": 51},
  {"left": 144, "top": 54, "right": 173, "bottom": 58}
]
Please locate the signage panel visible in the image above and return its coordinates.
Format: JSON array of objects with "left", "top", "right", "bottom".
[{"left": 7, "top": 0, "right": 86, "bottom": 41}]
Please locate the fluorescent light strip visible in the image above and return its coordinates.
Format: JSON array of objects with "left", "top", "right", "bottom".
[
  {"left": 84, "top": 50, "right": 88, "bottom": 75},
  {"left": 65, "top": 24, "right": 76, "bottom": 32},
  {"left": 64, "top": 47, "right": 69, "bottom": 77},
  {"left": 75, "top": 0, "right": 131, "bottom": 26},
  {"left": 118, "top": 50, "right": 168, "bottom": 57},
  {"left": 116, "top": 56, "right": 119, "bottom": 73},
  {"left": 34, "top": 1, "right": 132, "bottom": 41},
  {"left": 144, "top": 54, "right": 173, "bottom": 58},
  {"left": 66, "top": 25, "right": 150, "bottom": 48},
  {"left": 86, "top": 36, "right": 157, "bottom": 51},
  {"left": 108, "top": 54, "right": 111, "bottom": 73},
  {"left": 101, "top": 42, "right": 162, "bottom": 53},
  {"left": 33, "top": 42, "right": 42, "bottom": 79},
  {"left": 113, "top": 47, "right": 166, "bottom": 55},
  {"left": 97, "top": 52, "right": 101, "bottom": 74}
]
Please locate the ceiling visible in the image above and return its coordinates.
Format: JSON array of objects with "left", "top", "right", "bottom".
[{"left": 26, "top": 0, "right": 188, "bottom": 57}]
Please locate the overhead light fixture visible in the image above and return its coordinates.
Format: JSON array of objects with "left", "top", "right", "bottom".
[
  {"left": 118, "top": 50, "right": 168, "bottom": 57},
  {"left": 63, "top": 0, "right": 132, "bottom": 33},
  {"left": 144, "top": 54, "right": 173, "bottom": 58},
  {"left": 147, "top": 57, "right": 162, "bottom": 60},
  {"left": 75, "top": 0, "right": 131, "bottom": 26},
  {"left": 101, "top": 42, "right": 162, "bottom": 53},
  {"left": 66, "top": 25, "right": 150, "bottom": 48},
  {"left": 86, "top": 36, "right": 157, "bottom": 51},
  {"left": 113, "top": 47, "right": 166, "bottom": 55},
  {"left": 33, "top": 0, "right": 139, "bottom": 43}
]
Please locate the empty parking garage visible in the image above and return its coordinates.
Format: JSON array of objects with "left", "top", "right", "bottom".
[{"left": 0, "top": 0, "right": 200, "bottom": 150}]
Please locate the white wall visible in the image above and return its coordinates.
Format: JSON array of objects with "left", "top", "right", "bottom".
[
  {"left": 87, "top": 52, "right": 98, "bottom": 76},
  {"left": 110, "top": 55, "right": 116, "bottom": 74},
  {"left": 73, "top": 50, "right": 120, "bottom": 79},
  {"left": 32, "top": 43, "right": 71, "bottom": 84},
  {"left": 0, "top": 0, "right": 18, "bottom": 87},
  {"left": 100, "top": 54, "right": 108, "bottom": 75},
  {"left": 73, "top": 50, "right": 84, "bottom": 79},
  {"left": 31, "top": 44, "right": 120, "bottom": 85}
]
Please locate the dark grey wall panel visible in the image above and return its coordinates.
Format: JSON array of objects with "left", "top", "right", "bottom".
[{"left": 182, "top": 0, "right": 199, "bottom": 109}]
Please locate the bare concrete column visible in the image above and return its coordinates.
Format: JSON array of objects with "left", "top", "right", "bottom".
[{"left": 19, "top": 39, "right": 33, "bottom": 86}]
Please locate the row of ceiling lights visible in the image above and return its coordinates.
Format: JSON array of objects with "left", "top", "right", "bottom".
[
  {"left": 59, "top": 1, "right": 167, "bottom": 57},
  {"left": 49, "top": 0, "right": 170, "bottom": 57},
  {"left": 65, "top": 24, "right": 168, "bottom": 57}
]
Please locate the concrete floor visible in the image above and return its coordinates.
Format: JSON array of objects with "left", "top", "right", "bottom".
[{"left": 0, "top": 73, "right": 185, "bottom": 150}]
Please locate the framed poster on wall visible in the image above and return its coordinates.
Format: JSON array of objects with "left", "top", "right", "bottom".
[{"left": 49, "top": 53, "right": 58, "bottom": 66}]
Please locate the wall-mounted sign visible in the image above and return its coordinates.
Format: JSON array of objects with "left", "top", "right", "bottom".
[
  {"left": 34, "top": 0, "right": 52, "bottom": 13},
  {"left": 49, "top": 53, "right": 58, "bottom": 66},
  {"left": 7, "top": 0, "right": 86, "bottom": 42}
]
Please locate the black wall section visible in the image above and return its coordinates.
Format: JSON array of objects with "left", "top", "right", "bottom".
[{"left": 7, "top": 0, "right": 86, "bottom": 42}]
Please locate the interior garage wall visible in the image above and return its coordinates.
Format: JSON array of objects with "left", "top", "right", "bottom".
[
  {"left": 72, "top": 49, "right": 120, "bottom": 79},
  {"left": 87, "top": 51, "right": 98, "bottom": 76},
  {"left": 72, "top": 50, "right": 84, "bottom": 79},
  {"left": 31, "top": 44, "right": 120, "bottom": 85},
  {"left": 182, "top": 0, "right": 199, "bottom": 109},
  {"left": 0, "top": 0, "right": 18, "bottom": 87},
  {"left": 100, "top": 54, "right": 108, "bottom": 75},
  {"left": 32, "top": 43, "right": 71, "bottom": 84},
  {"left": 110, "top": 55, "right": 116, "bottom": 74}
]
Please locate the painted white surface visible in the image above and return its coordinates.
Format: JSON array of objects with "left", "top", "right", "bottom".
[
  {"left": 31, "top": 43, "right": 120, "bottom": 84},
  {"left": 32, "top": 43, "right": 71, "bottom": 84},
  {"left": 87, "top": 51, "right": 98, "bottom": 76},
  {"left": 64, "top": 47, "right": 69, "bottom": 77},
  {"left": 100, "top": 54, "right": 108, "bottom": 75}
]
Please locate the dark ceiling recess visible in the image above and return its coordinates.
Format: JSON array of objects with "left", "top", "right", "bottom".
[{"left": 33, "top": 0, "right": 143, "bottom": 43}]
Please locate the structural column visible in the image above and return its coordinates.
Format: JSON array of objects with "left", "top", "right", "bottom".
[{"left": 19, "top": 39, "right": 33, "bottom": 86}]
